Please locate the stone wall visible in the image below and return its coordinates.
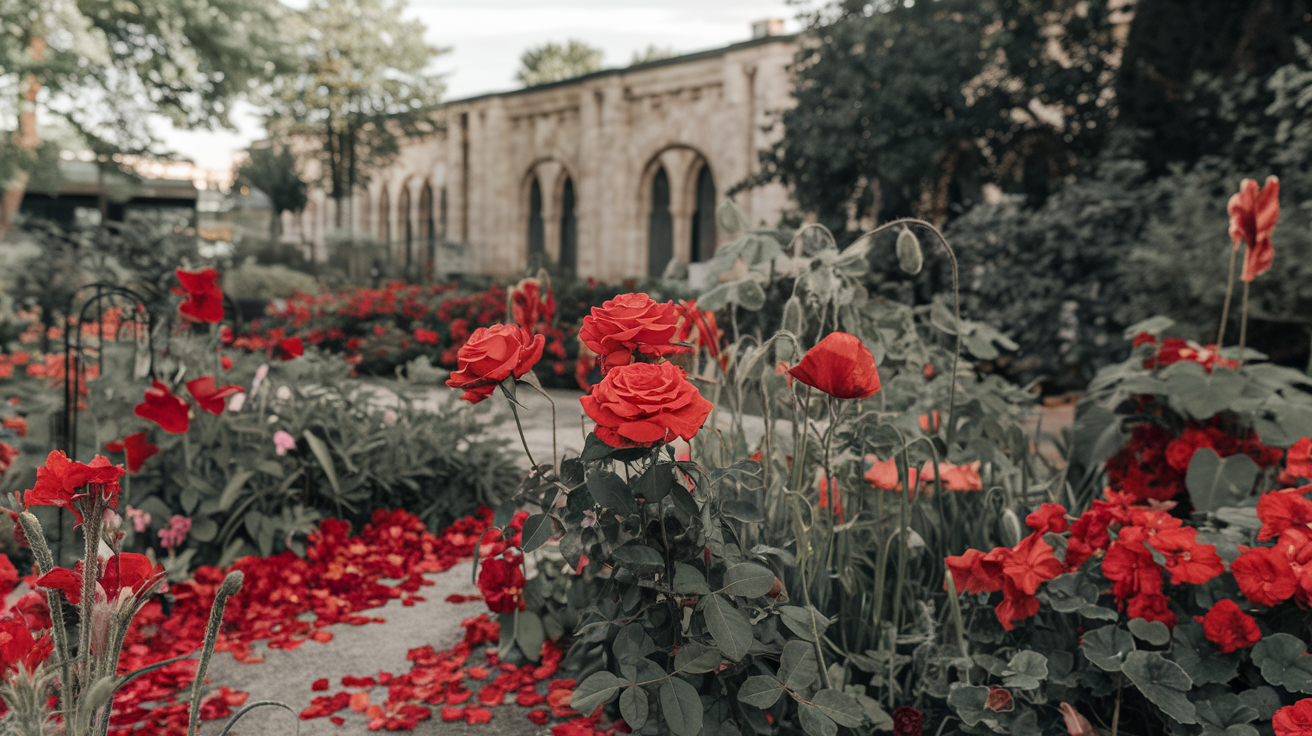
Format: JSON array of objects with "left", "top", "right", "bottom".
[{"left": 285, "top": 33, "right": 797, "bottom": 282}]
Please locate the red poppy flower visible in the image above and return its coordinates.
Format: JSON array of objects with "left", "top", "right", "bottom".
[
  {"left": 865, "top": 455, "right": 919, "bottom": 492},
  {"left": 580, "top": 361, "right": 713, "bottom": 448},
  {"left": 1228, "top": 176, "right": 1280, "bottom": 282},
  {"left": 446, "top": 324, "right": 545, "bottom": 404},
  {"left": 1232, "top": 545, "right": 1298, "bottom": 607},
  {"left": 1274, "top": 699, "right": 1312, "bottom": 736},
  {"left": 788, "top": 332, "right": 881, "bottom": 400},
  {"left": 0, "top": 620, "right": 52, "bottom": 676},
  {"left": 134, "top": 380, "right": 191, "bottom": 433},
  {"left": 476, "top": 555, "right": 526, "bottom": 613},
  {"left": 186, "top": 376, "right": 244, "bottom": 416},
  {"left": 175, "top": 268, "right": 226, "bottom": 323},
  {"left": 1026, "top": 503, "right": 1069, "bottom": 534},
  {"left": 220, "top": 355, "right": 234, "bottom": 371},
  {"left": 923, "top": 460, "right": 983, "bottom": 492},
  {"left": 1201, "top": 599, "right": 1261, "bottom": 653},
  {"left": 276, "top": 336, "right": 304, "bottom": 361},
  {"left": 105, "top": 431, "right": 160, "bottom": 474}
]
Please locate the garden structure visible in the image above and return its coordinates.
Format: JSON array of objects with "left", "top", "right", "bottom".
[{"left": 0, "top": 188, "right": 1309, "bottom": 736}]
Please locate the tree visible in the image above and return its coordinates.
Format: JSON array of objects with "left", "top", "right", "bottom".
[
  {"left": 516, "top": 40, "right": 604, "bottom": 87},
  {"left": 631, "top": 45, "right": 677, "bottom": 65},
  {"left": 761, "top": 0, "right": 1118, "bottom": 231},
  {"left": 235, "top": 142, "right": 309, "bottom": 238},
  {"left": 0, "top": 0, "right": 287, "bottom": 239},
  {"left": 263, "top": 0, "right": 446, "bottom": 229}
]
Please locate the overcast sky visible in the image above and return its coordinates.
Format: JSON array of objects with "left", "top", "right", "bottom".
[{"left": 165, "top": 0, "right": 805, "bottom": 175}]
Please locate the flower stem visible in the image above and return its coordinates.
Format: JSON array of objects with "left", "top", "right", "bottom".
[
  {"left": 78, "top": 495, "right": 106, "bottom": 696},
  {"left": 1238, "top": 279, "right": 1251, "bottom": 367},
  {"left": 507, "top": 400, "right": 537, "bottom": 469},
  {"left": 1217, "top": 245, "right": 1238, "bottom": 346}
]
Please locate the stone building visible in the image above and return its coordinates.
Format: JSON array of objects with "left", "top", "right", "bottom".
[{"left": 286, "top": 24, "right": 797, "bottom": 282}]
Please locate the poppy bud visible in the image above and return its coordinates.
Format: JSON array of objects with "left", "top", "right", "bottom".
[
  {"left": 896, "top": 227, "right": 923, "bottom": 275},
  {"left": 778, "top": 296, "right": 805, "bottom": 365},
  {"left": 767, "top": 577, "right": 785, "bottom": 599}
]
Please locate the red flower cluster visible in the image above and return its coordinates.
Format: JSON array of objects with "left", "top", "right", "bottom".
[
  {"left": 174, "top": 268, "right": 226, "bottom": 324},
  {"left": 1231, "top": 483, "right": 1312, "bottom": 608},
  {"left": 946, "top": 513, "right": 1066, "bottom": 630},
  {"left": 1106, "top": 420, "right": 1281, "bottom": 504},
  {"left": 36, "top": 552, "right": 161, "bottom": 606},
  {"left": 477, "top": 554, "right": 526, "bottom": 613},
  {"left": 1275, "top": 699, "right": 1312, "bottom": 736},
  {"left": 23, "top": 450, "right": 126, "bottom": 523},
  {"left": 1199, "top": 599, "right": 1261, "bottom": 653},
  {"left": 1134, "top": 333, "right": 1237, "bottom": 373}
]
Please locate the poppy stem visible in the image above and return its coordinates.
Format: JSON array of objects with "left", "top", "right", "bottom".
[
  {"left": 506, "top": 400, "right": 537, "bottom": 470},
  {"left": 1217, "top": 245, "right": 1238, "bottom": 346},
  {"left": 1238, "top": 279, "right": 1251, "bottom": 367}
]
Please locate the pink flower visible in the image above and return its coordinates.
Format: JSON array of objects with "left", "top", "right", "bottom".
[
  {"left": 158, "top": 515, "right": 191, "bottom": 551},
  {"left": 273, "top": 430, "right": 296, "bottom": 456},
  {"left": 125, "top": 505, "right": 151, "bottom": 533}
]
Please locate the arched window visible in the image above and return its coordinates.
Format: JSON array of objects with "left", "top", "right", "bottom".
[
  {"left": 378, "top": 185, "right": 390, "bottom": 243},
  {"left": 398, "top": 185, "right": 412, "bottom": 269},
  {"left": 359, "top": 188, "right": 370, "bottom": 234},
  {"left": 690, "top": 164, "right": 717, "bottom": 263},
  {"left": 419, "top": 182, "right": 434, "bottom": 280},
  {"left": 439, "top": 188, "right": 448, "bottom": 241},
  {"left": 528, "top": 177, "right": 545, "bottom": 270},
  {"left": 559, "top": 177, "right": 577, "bottom": 276},
  {"left": 648, "top": 167, "right": 673, "bottom": 277}
]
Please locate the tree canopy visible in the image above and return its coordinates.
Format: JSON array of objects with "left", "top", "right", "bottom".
[
  {"left": 261, "top": 0, "right": 446, "bottom": 217},
  {"left": 235, "top": 143, "right": 309, "bottom": 237},
  {"left": 516, "top": 40, "right": 604, "bottom": 87}
]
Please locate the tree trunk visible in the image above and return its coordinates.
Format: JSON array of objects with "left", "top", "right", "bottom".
[{"left": 0, "top": 37, "right": 47, "bottom": 241}]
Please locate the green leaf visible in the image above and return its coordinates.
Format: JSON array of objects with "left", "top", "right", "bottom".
[
  {"left": 613, "top": 623, "right": 657, "bottom": 663},
  {"left": 1251, "top": 634, "right": 1312, "bottom": 693},
  {"left": 798, "top": 703, "right": 838, "bottom": 736},
  {"left": 721, "top": 500, "right": 765, "bottom": 523},
  {"left": 1128, "top": 618, "right": 1171, "bottom": 646},
  {"left": 1121, "top": 651, "right": 1196, "bottom": 724},
  {"left": 189, "top": 516, "right": 218, "bottom": 543},
  {"left": 673, "top": 642, "right": 721, "bottom": 673},
  {"left": 947, "top": 685, "right": 991, "bottom": 727},
  {"left": 520, "top": 513, "right": 553, "bottom": 553},
  {"left": 514, "top": 610, "right": 545, "bottom": 663},
  {"left": 673, "top": 563, "right": 711, "bottom": 595},
  {"left": 720, "top": 563, "right": 776, "bottom": 597},
  {"left": 779, "top": 605, "right": 830, "bottom": 642},
  {"left": 634, "top": 462, "right": 675, "bottom": 503},
  {"left": 619, "top": 686, "right": 649, "bottom": 730},
  {"left": 810, "top": 689, "right": 864, "bottom": 728},
  {"left": 1124, "top": 315, "right": 1175, "bottom": 339},
  {"left": 1185, "top": 447, "right": 1260, "bottom": 513},
  {"left": 570, "top": 671, "right": 630, "bottom": 714},
  {"left": 302, "top": 431, "right": 340, "bottom": 496},
  {"left": 778, "top": 640, "right": 819, "bottom": 691},
  {"left": 1164, "top": 363, "right": 1247, "bottom": 421},
  {"left": 659, "top": 678, "right": 703, "bottom": 736},
  {"left": 1082, "top": 625, "right": 1135, "bottom": 672},
  {"left": 737, "top": 676, "right": 784, "bottom": 709},
  {"left": 703, "top": 594, "right": 753, "bottom": 661},
  {"left": 1002, "top": 651, "right": 1048, "bottom": 690},
  {"left": 218, "top": 469, "right": 255, "bottom": 510},
  {"left": 612, "top": 544, "right": 665, "bottom": 574},
  {"left": 588, "top": 470, "right": 638, "bottom": 516}
]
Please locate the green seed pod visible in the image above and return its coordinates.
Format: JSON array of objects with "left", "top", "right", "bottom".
[{"left": 896, "top": 227, "right": 923, "bottom": 275}]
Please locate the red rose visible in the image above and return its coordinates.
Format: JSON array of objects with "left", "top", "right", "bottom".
[
  {"left": 477, "top": 555, "right": 526, "bottom": 613},
  {"left": 1232, "top": 545, "right": 1298, "bottom": 607},
  {"left": 985, "top": 687, "right": 1014, "bottom": 712},
  {"left": 893, "top": 706, "right": 924, "bottom": 736},
  {"left": 580, "top": 361, "right": 712, "bottom": 448},
  {"left": 445, "top": 324, "right": 545, "bottom": 404},
  {"left": 578, "top": 293, "right": 689, "bottom": 372},
  {"left": 1228, "top": 176, "right": 1279, "bottom": 282},
  {"left": 104, "top": 431, "right": 159, "bottom": 474},
  {"left": 1275, "top": 699, "right": 1312, "bottom": 736},
  {"left": 788, "top": 332, "right": 881, "bottom": 400},
  {"left": 1201, "top": 599, "right": 1261, "bottom": 653},
  {"left": 186, "top": 376, "right": 244, "bottom": 416},
  {"left": 135, "top": 380, "right": 191, "bottom": 433},
  {"left": 175, "top": 268, "right": 226, "bottom": 323}
]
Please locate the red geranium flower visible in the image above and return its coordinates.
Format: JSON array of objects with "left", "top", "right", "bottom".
[
  {"left": 580, "top": 361, "right": 713, "bottom": 448},
  {"left": 276, "top": 336, "right": 304, "bottom": 361},
  {"left": 1002, "top": 532, "right": 1063, "bottom": 596},
  {"left": 24, "top": 451, "right": 125, "bottom": 521},
  {"left": 445, "top": 324, "right": 545, "bottom": 404},
  {"left": 1026, "top": 503, "right": 1069, "bottom": 534},
  {"left": 175, "top": 268, "right": 226, "bottom": 323},
  {"left": 788, "top": 332, "right": 881, "bottom": 400},
  {"left": 1232, "top": 545, "right": 1298, "bottom": 607},
  {"left": 945, "top": 548, "right": 1004, "bottom": 595},
  {"left": 134, "top": 380, "right": 191, "bottom": 434},
  {"left": 1285, "top": 437, "right": 1312, "bottom": 484},
  {"left": 1201, "top": 599, "right": 1261, "bottom": 653},
  {"left": 1228, "top": 176, "right": 1280, "bottom": 282},
  {"left": 1256, "top": 487, "right": 1312, "bottom": 542},
  {"left": 1275, "top": 699, "right": 1312, "bottom": 736},
  {"left": 105, "top": 431, "right": 159, "bottom": 474},
  {"left": 476, "top": 555, "right": 526, "bottom": 613},
  {"left": 0, "top": 620, "right": 52, "bottom": 676},
  {"left": 186, "top": 376, "right": 244, "bottom": 416},
  {"left": 0, "top": 440, "right": 18, "bottom": 477},
  {"left": 36, "top": 552, "right": 160, "bottom": 606}
]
